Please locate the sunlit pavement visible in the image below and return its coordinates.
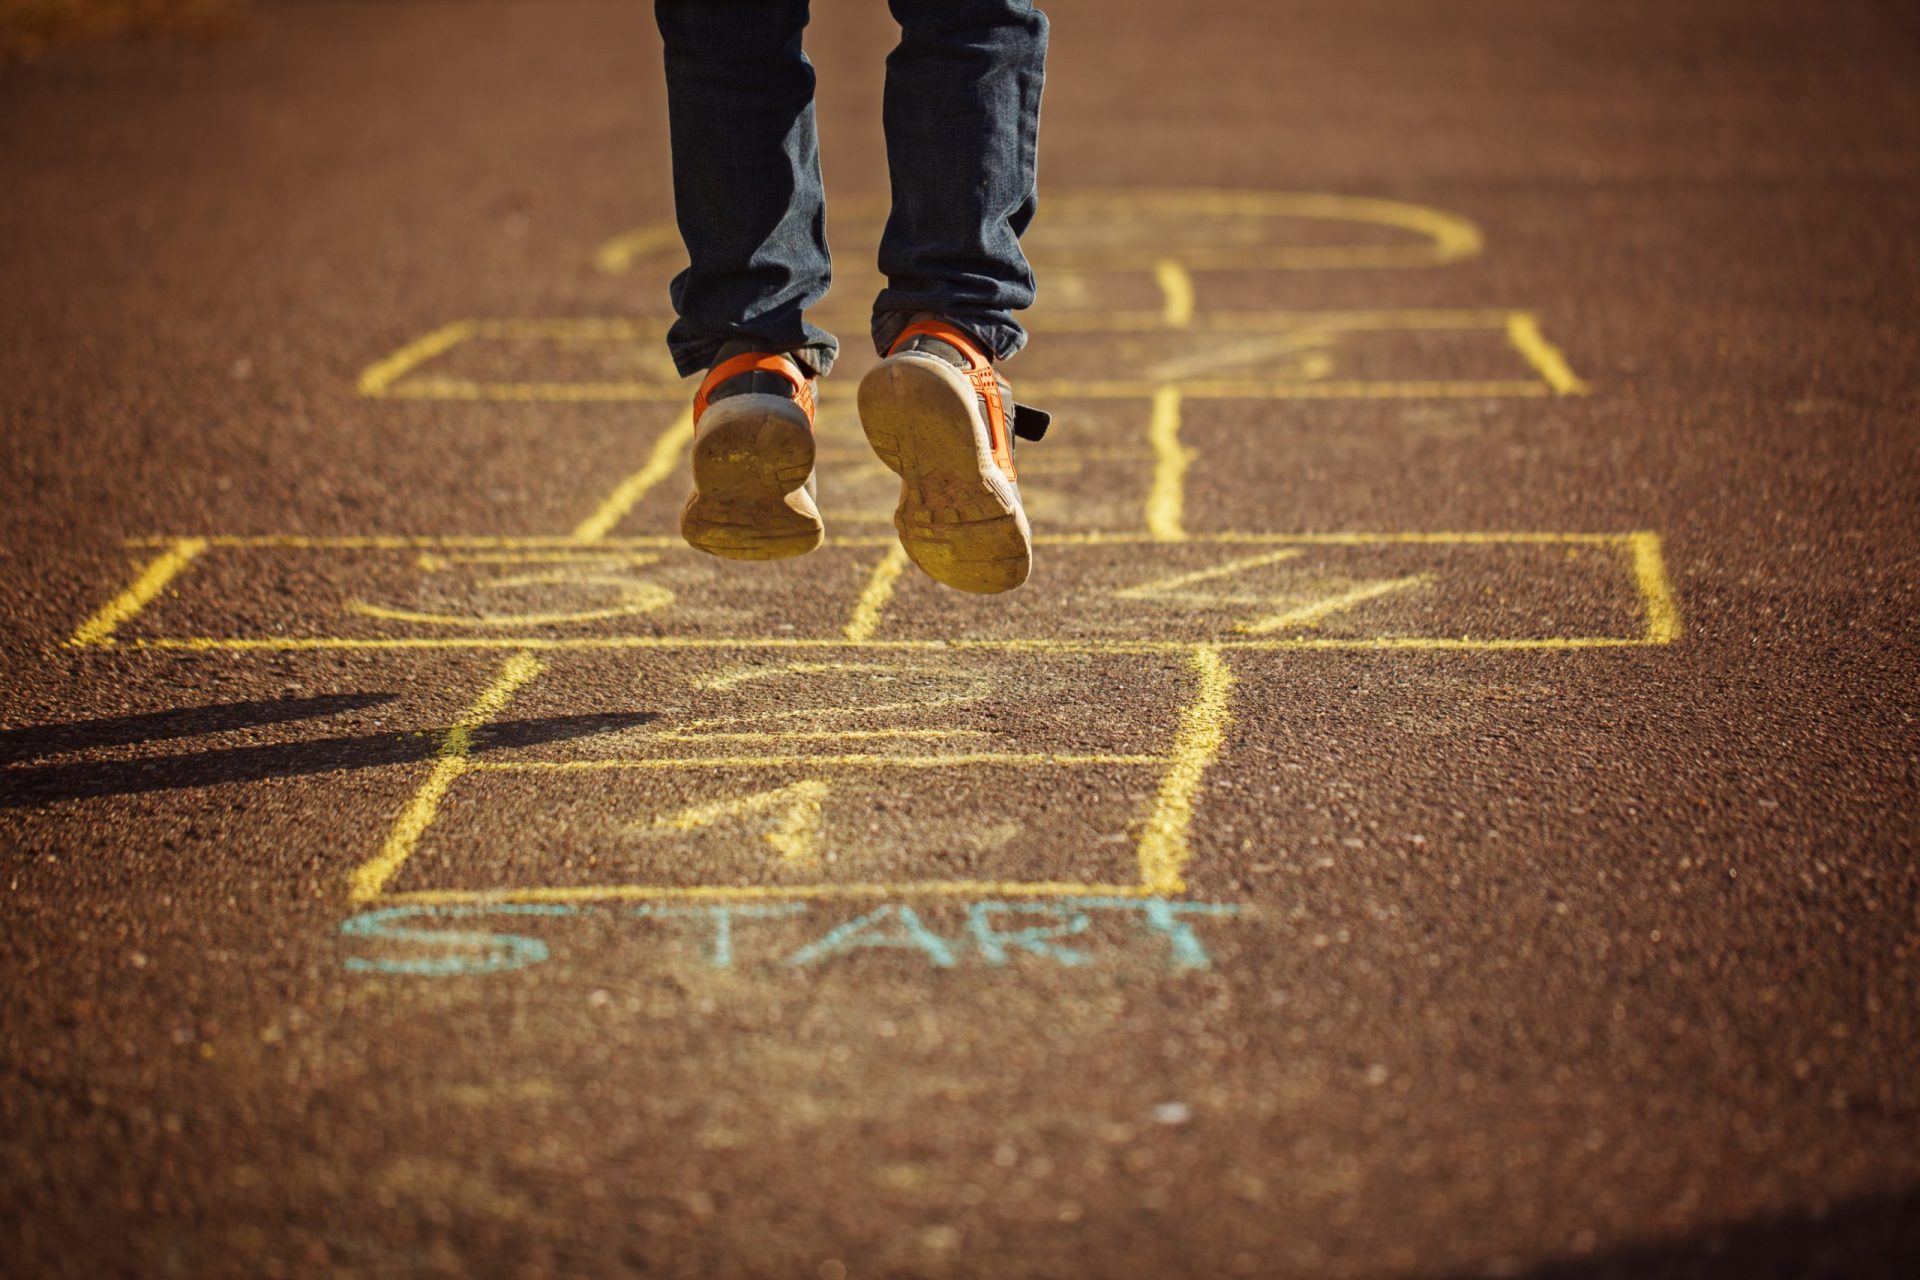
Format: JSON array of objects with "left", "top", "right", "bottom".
[{"left": 3, "top": 1, "right": 1919, "bottom": 1275}]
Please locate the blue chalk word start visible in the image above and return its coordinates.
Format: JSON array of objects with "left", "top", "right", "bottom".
[{"left": 340, "top": 899, "right": 1244, "bottom": 977}]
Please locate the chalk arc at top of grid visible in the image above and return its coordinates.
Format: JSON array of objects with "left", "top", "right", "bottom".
[{"left": 592, "top": 189, "right": 1485, "bottom": 276}]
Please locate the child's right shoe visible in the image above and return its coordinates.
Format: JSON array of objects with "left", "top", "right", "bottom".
[{"left": 680, "top": 346, "right": 823, "bottom": 561}]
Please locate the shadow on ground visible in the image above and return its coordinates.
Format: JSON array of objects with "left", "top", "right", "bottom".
[
  {"left": 0, "top": 694, "right": 399, "bottom": 763},
  {"left": 0, "top": 696, "right": 654, "bottom": 808},
  {"left": 1452, "top": 1187, "right": 1920, "bottom": 1280}
]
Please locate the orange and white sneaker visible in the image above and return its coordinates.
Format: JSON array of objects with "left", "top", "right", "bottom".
[
  {"left": 856, "top": 318, "right": 1051, "bottom": 594},
  {"left": 680, "top": 346, "right": 823, "bottom": 561}
]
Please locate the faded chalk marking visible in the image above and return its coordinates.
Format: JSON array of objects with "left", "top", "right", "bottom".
[
  {"left": 1118, "top": 551, "right": 1438, "bottom": 636},
  {"left": 340, "top": 904, "right": 575, "bottom": 976},
  {"left": 68, "top": 538, "right": 207, "bottom": 646},
  {"left": 1235, "top": 574, "right": 1434, "bottom": 634},
  {"left": 692, "top": 659, "right": 908, "bottom": 693},
  {"left": 570, "top": 406, "right": 696, "bottom": 541},
  {"left": 1142, "top": 330, "right": 1336, "bottom": 384},
  {"left": 671, "top": 662, "right": 990, "bottom": 735},
  {"left": 643, "top": 780, "right": 832, "bottom": 868},
  {"left": 1145, "top": 387, "right": 1192, "bottom": 541},
  {"left": 967, "top": 902, "right": 1093, "bottom": 967},
  {"left": 342, "top": 899, "right": 1249, "bottom": 972},
  {"left": 785, "top": 905, "right": 957, "bottom": 968},
  {"left": 1629, "top": 531, "right": 1683, "bottom": 643},
  {"left": 1071, "top": 898, "right": 1245, "bottom": 969},
  {"left": 374, "top": 379, "right": 683, "bottom": 403},
  {"left": 1137, "top": 647, "right": 1233, "bottom": 895},
  {"left": 357, "top": 321, "right": 475, "bottom": 397},
  {"left": 592, "top": 222, "right": 684, "bottom": 274},
  {"left": 843, "top": 544, "right": 911, "bottom": 643},
  {"left": 1505, "top": 313, "right": 1590, "bottom": 395},
  {"left": 1116, "top": 547, "right": 1305, "bottom": 600},
  {"left": 415, "top": 550, "right": 661, "bottom": 568},
  {"left": 471, "top": 753, "right": 1164, "bottom": 771},
  {"left": 1153, "top": 259, "right": 1195, "bottom": 328},
  {"left": 349, "top": 563, "right": 674, "bottom": 628},
  {"left": 348, "top": 653, "right": 545, "bottom": 902},
  {"left": 633, "top": 903, "right": 808, "bottom": 967}
]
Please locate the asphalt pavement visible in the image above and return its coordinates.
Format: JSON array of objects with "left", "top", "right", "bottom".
[{"left": 2, "top": 1, "right": 1919, "bottom": 1276}]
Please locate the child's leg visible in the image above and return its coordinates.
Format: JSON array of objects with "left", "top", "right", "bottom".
[
  {"left": 655, "top": 0, "right": 838, "bottom": 378},
  {"left": 858, "top": 0, "right": 1050, "bottom": 594},
  {"left": 870, "top": 0, "right": 1049, "bottom": 360}
]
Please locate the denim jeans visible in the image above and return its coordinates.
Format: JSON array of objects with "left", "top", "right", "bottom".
[{"left": 655, "top": 0, "right": 1049, "bottom": 378}]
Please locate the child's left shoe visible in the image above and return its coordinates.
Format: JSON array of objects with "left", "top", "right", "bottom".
[{"left": 856, "top": 319, "right": 1050, "bottom": 594}]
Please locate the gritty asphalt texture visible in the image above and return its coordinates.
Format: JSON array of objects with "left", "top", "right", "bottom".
[{"left": 4, "top": 1, "right": 1920, "bottom": 1276}]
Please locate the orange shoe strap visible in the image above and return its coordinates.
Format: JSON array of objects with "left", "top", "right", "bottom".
[
  {"left": 888, "top": 318, "right": 991, "bottom": 368},
  {"left": 887, "top": 320, "right": 1014, "bottom": 476},
  {"left": 693, "top": 352, "right": 816, "bottom": 426}
]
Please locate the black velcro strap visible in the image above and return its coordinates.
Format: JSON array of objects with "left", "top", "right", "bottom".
[{"left": 1011, "top": 401, "right": 1051, "bottom": 442}]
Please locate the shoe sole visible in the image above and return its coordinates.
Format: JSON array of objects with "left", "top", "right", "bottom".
[
  {"left": 857, "top": 354, "right": 1032, "bottom": 594},
  {"left": 680, "top": 393, "right": 823, "bottom": 561}
]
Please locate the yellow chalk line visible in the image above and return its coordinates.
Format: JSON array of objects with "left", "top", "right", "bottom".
[
  {"left": 354, "top": 303, "right": 1577, "bottom": 401},
  {"left": 1116, "top": 548, "right": 1304, "bottom": 599},
  {"left": 67, "top": 538, "right": 207, "bottom": 647},
  {"left": 1629, "top": 531, "right": 1683, "bottom": 643},
  {"left": 357, "top": 322, "right": 474, "bottom": 397},
  {"left": 569, "top": 406, "right": 695, "bottom": 542},
  {"left": 372, "top": 378, "right": 1557, "bottom": 403},
  {"left": 1505, "top": 313, "right": 1591, "bottom": 395},
  {"left": 1026, "top": 307, "right": 1534, "bottom": 333},
  {"left": 347, "top": 653, "right": 545, "bottom": 903},
  {"left": 592, "top": 223, "right": 689, "bottom": 275},
  {"left": 1138, "top": 647, "right": 1233, "bottom": 895},
  {"left": 1153, "top": 260, "right": 1195, "bottom": 328},
  {"left": 644, "top": 779, "right": 831, "bottom": 867},
  {"left": 843, "top": 544, "right": 910, "bottom": 643},
  {"left": 124, "top": 530, "right": 1638, "bottom": 549},
  {"left": 376, "top": 379, "right": 670, "bottom": 403},
  {"left": 658, "top": 728, "right": 987, "bottom": 743},
  {"left": 1237, "top": 574, "right": 1433, "bottom": 635},
  {"left": 116, "top": 635, "right": 1669, "bottom": 654},
  {"left": 1145, "top": 387, "right": 1191, "bottom": 541},
  {"left": 375, "top": 879, "right": 1158, "bottom": 906},
  {"left": 469, "top": 753, "right": 1167, "bottom": 772},
  {"left": 1020, "top": 380, "right": 1554, "bottom": 400}
]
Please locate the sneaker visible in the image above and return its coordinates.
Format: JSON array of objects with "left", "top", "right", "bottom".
[
  {"left": 680, "top": 344, "right": 823, "bottom": 561},
  {"left": 856, "top": 318, "right": 1050, "bottom": 594}
]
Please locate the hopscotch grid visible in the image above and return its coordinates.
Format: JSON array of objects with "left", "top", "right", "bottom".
[
  {"left": 69, "top": 188, "right": 1672, "bottom": 910},
  {"left": 346, "top": 642, "right": 1232, "bottom": 906}
]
